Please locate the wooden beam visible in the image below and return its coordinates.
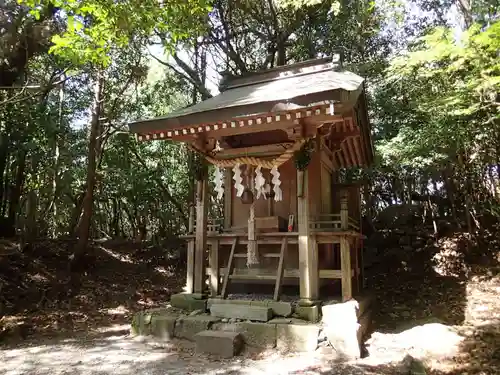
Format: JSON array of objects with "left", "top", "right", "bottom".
[
  {"left": 185, "top": 204, "right": 195, "bottom": 293},
  {"left": 340, "top": 236, "right": 353, "bottom": 301},
  {"left": 297, "top": 169, "right": 319, "bottom": 302},
  {"left": 274, "top": 237, "right": 288, "bottom": 301},
  {"left": 210, "top": 268, "right": 348, "bottom": 279},
  {"left": 346, "top": 137, "right": 359, "bottom": 166},
  {"left": 352, "top": 136, "right": 363, "bottom": 166},
  {"left": 209, "top": 239, "right": 220, "bottom": 297},
  {"left": 214, "top": 142, "right": 294, "bottom": 159},
  {"left": 221, "top": 237, "right": 238, "bottom": 298},
  {"left": 194, "top": 178, "right": 209, "bottom": 294},
  {"left": 341, "top": 141, "right": 353, "bottom": 167}
]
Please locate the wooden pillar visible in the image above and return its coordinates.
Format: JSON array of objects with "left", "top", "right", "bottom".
[
  {"left": 209, "top": 239, "right": 219, "bottom": 297},
  {"left": 297, "top": 169, "right": 319, "bottom": 302},
  {"left": 185, "top": 204, "right": 195, "bottom": 293},
  {"left": 194, "top": 177, "right": 208, "bottom": 294},
  {"left": 340, "top": 236, "right": 352, "bottom": 301},
  {"left": 223, "top": 168, "right": 232, "bottom": 230},
  {"left": 340, "top": 191, "right": 348, "bottom": 230}
]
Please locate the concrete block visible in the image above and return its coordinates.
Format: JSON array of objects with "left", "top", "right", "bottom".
[
  {"left": 207, "top": 298, "right": 249, "bottom": 308},
  {"left": 130, "top": 311, "right": 151, "bottom": 336},
  {"left": 240, "top": 322, "right": 276, "bottom": 348},
  {"left": 295, "top": 305, "right": 320, "bottom": 322},
  {"left": 322, "top": 300, "right": 359, "bottom": 325},
  {"left": 170, "top": 293, "right": 207, "bottom": 312},
  {"left": 195, "top": 330, "right": 243, "bottom": 358},
  {"left": 324, "top": 321, "right": 361, "bottom": 360},
  {"left": 150, "top": 315, "right": 176, "bottom": 340},
  {"left": 130, "top": 308, "right": 178, "bottom": 336},
  {"left": 277, "top": 324, "right": 319, "bottom": 352},
  {"left": 268, "top": 301, "right": 293, "bottom": 317},
  {"left": 174, "top": 315, "right": 220, "bottom": 341},
  {"left": 212, "top": 322, "right": 277, "bottom": 348},
  {"left": 210, "top": 303, "right": 272, "bottom": 322},
  {"left": 322, "top": 300, "right": 362, "bottom": 360},
  {"left": 268, "top": 318, "right": 292, "bottom": 324}
]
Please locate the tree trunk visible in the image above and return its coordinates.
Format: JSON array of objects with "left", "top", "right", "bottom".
[
  {"left": 48, "top": 81, "right": 64, "bottom": 237},
  {"left": 0, "top": 130, "right": 10, "bottom": 215},
  {"left": 8, "top": 150, "right": 26, "bottom": 223},
  {"left": 72, "top": 72, "right": 104, "bottom": 267}
]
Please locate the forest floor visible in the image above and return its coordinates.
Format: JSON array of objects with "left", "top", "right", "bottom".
[{"left": 0, "top": 232, "right": 499, "bottom": 375}]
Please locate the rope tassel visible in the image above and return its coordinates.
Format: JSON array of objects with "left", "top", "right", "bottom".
[
  {"left": 271, "top": 166, "right": 282, "bottom": 201},
  {"left": 214, "top": 167, "right": 224, "bottom": 200},
  {"left": 254, "top": 165, "right": 266, "bottom": 199},
  {"left": 233, "top": 164, "right": 244, "bottom": 197}
]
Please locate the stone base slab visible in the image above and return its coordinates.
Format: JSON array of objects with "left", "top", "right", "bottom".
[
  {"left": 195, "top": 330, "right": 243, "bottom": 358},
  {"left": 170, "top": 293, "right": 207, "bottom": 312},
  {"left": 210, "top": 303, "right": 272, "bottom": 322}
]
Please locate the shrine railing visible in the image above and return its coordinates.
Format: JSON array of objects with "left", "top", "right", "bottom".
[
  {"left": 191, "top": 216, "right": 360, "bottom": 234},
  {"left": 310, "top": 214, "right": 359, "bottom": 232}
]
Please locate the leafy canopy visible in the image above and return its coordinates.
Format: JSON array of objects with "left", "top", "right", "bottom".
[
  {"left": 19, "top": 0, "right": 212, "bottom": 66},
  {"left": 377, "top": 20, "right": 500, "bottom": 168}
]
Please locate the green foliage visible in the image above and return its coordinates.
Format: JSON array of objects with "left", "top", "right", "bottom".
[
  {"left": 377, "top": 21, "right": 499, "bottom": 168},
  {"left": 19, "top": 0, "right": 212, "bottom": 66}
]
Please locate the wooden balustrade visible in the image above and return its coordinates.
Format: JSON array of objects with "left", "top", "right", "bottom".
[{"left": 309, "top": 214, "right": 359, "bottom": 232}]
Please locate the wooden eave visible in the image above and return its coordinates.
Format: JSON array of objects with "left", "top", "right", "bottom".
[{"left": 135, "top": 102, "right": 349, "bottom": 142}]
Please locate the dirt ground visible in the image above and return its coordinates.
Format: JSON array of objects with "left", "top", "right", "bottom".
[{"left": 1, "top": 237, "right": 499, "bottom": 374}]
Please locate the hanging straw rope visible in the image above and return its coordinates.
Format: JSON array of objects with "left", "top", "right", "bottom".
[{"left": 188, "top": 138, "right": 307, "bottom": 169}]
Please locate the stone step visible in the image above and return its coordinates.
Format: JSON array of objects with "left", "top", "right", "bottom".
[
  {"left": 195, "top": 330, "right": 243, "bottom": 358},
  {"left": 210, "top": 303, "right": 273, "bottom": 322},
  {"left": 233, "top": 253, "right": 281, "bottom": 258}
]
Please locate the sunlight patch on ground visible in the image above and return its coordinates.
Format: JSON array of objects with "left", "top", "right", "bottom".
[
  {"left": 154, "top": 266, "right": 175, "bottom": 276},
  {"left": 92, "top": 323, "right": 130, "bottom": 334},
  {"left": 99, "top": 246, "right": 135, "bottom": 264},
  {"left": 98, "top": 305, "right": 129, "bottom": 316},
  {"left": 363, "top": 323, "right": 464, "bottom": 372}
]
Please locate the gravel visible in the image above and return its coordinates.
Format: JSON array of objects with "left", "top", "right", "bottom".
[{"left": 0, "top": 328, "right": 351, "bottom": 375}]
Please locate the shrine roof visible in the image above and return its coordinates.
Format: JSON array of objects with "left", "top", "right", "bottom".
[{"left": 128, "top": 56, "right": 365, "bottom": 135}]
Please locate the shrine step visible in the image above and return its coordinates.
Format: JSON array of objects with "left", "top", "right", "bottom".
[
  {"left": 195, "top": 330, "right": 243, "bottom": 358},
  {"left": 230, "top": 274, "right": 276, "bottom": 280},
  {"left": 210, "top": 303, "right": 273, "bottom": 322},
  {"left": 233, "top": 253, "right": 281, "bottom": 258}
]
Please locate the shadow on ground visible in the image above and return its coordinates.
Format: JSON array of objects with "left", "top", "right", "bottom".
[{"left": 0, "top": 238, "right": 185, "bottom": 340}]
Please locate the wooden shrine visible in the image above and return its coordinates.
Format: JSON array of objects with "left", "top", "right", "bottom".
[{"left": 129, "top": 56, "right": 374, "bottom": 304}]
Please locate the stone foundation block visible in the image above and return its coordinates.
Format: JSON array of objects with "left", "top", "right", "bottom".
[
  {"left": 240, "top": 322, "right": 276, "bottom": 348},
  {"left": 324, "top": 322, "right": 361, "bottom": 360},
  {"left": 195, "top": 330, "right": 243, "bottom": 358},
  {"left": 268, "top": 301, "right": 292, "bottom": 317},
  {"left": 210, "top": 303, "right": 272, "bottom": 322},
  {"left": 322, "top": 300, "right": 359, "bottom": 325},
  {"left": 322, "top": 300, "right": 362, "bottom": 360},
  {"left": 212, "top": 321, "right": 277, "bottom": 348},
  {"left": 295, "top": 305, "right": 320, "bottom": 322},
  {"left": 277, "top": 324, "right": 319, "bottom": 352},
  {"left": 170, "top": 293, "right": 207, "bottom": 312},
  {"left": 131, "top": 308, "right": 177, "bottom": 336},
  {"left": 150, "top": 315, "right": 176, "bottom": 340},
  {"left": 207, "top": 298, "right": 249, "bottom": 308},
  {"left": 174, "top": 315, "right": 220, "bottom": 341}
]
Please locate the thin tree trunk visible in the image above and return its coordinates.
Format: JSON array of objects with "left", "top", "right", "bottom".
[
  {"left": 72, "top": 72, "right": 104, "bottom": 267},
  {"left": 8, "top": 150, "right": 26, "bottom": 223},
  {"left": 0, "top": 131, "right": 10, "bottom": 214},
  {"left": 48, "top": 81, "right": 64, "bottom": 237}
]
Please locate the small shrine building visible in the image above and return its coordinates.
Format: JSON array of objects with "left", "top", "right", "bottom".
[{"left": 128, "top": 56, "right": 374, "bottom": 306}]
